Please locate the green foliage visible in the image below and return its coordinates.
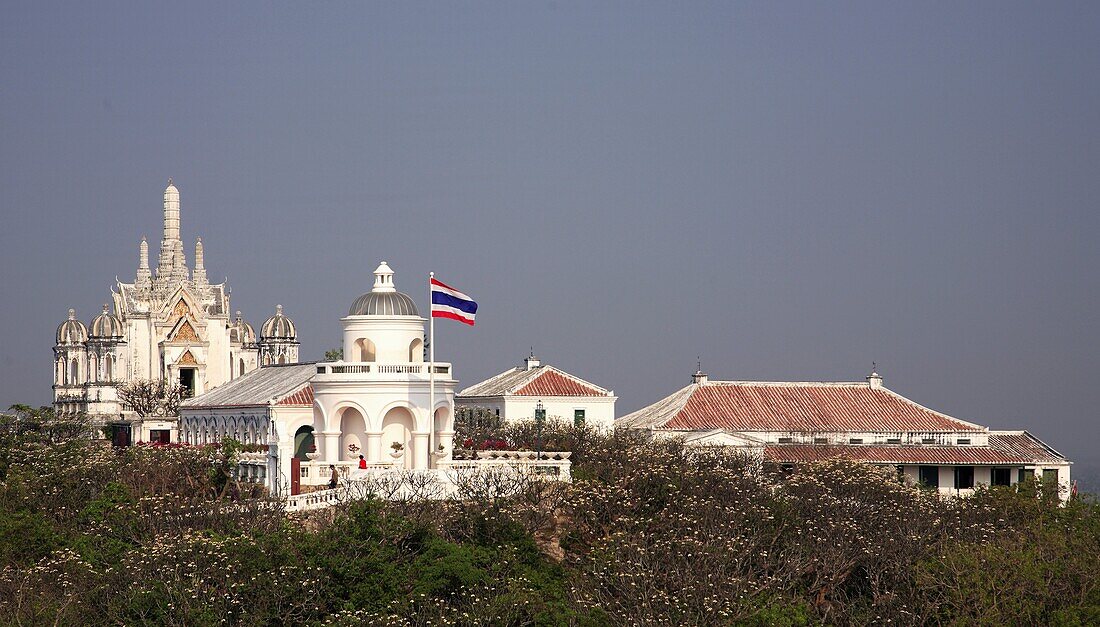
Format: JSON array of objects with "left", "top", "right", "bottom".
[{"left": 1, "top": 401, "right": 1099, "bottom": 625}]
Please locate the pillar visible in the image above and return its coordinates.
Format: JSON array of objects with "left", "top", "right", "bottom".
[
  {"left": 319, "top": 430, "right": 342, "bottom": 463},
  {"left": 412, "top": 431, "right": 429, "bottom": 469},
  {"left": 365, "top": 431, "right": 382, "bottom": 463}
]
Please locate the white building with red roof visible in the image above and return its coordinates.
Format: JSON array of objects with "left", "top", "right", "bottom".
[
  {"left": 457, "top": 354, "right": 617, "bottom": 429},
  {"left": 618, "top": 369, "right": 1071, "bottom": 498}
]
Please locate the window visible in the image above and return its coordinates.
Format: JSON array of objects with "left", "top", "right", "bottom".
[
  {"left": 918, "top": 466, "right": 939, "bottom": 488},
  {"left": 887, "top": 438, "right": 901, "bottom": 444},
  {"left": 849, "top": 438, "right": 863, "bottom": 444},
  {"left": 574, "top": 409, "right": 585, "bottom": 427},
  {"left": 149, "top": 429, "right": 171, "bottom": 445},
  {"left": 992, "top": 468, "right": 1011, "bottom": 487},
  {"left": 1018, "top": 468, "right": 1035, "bottom": 483},
  {"left": 921, "top": 438, "right": 936, "bottom": 444},
  {"left": 813, "top": 437, "right": 828, "bottom": 444},
  {"left": 954, "top": 466, "right": 975, "bottom": 490},
  {"left": 957, "top": 438, "right": 971, "bottom": 445},
  {"left": 1042, "top": 469, "right": 1059, "bottom": 484},
  {"left": 778, "top": 437, "right": 793, "bottom": 444}
]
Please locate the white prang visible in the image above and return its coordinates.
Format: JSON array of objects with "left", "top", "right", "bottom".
[{"left": 52, "top": 179, "right": 298, "bottom": 443}]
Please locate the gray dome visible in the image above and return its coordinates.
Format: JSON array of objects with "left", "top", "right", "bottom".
[
  {"left": 260, "top": 305, "right": 296, "bottom": 340},
  {"left": 90, "top": 305, "right": 124, "bottom": 338},
  {"left": 56, "top": 309, "right": 88, "bottom": 345},
  {"left": 230, "top": 311, "right": 256, "bottom": 344},
  {"left": 348, "top": 291, "right": 419, "bottom": 317}
]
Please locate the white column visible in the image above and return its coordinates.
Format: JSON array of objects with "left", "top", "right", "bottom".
[
  {"left": 412, "top": 431, "right": 430, "bottom": 469},
  {"left": 365, "top": 431, "right": 382, "bottom": 463},
  {"left": 319, "top": 430, "right": 342, "bottom": 462}
]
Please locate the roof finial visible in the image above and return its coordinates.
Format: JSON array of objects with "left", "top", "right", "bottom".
[
  {"left": 102, "top": 304, "right": 109, "bottom": 314},
  {"left": 867, "top": 363, "right": 883, "bottom": 389},
  {"left": 68, "top": 308, "right": 76, "bottom": 320}
]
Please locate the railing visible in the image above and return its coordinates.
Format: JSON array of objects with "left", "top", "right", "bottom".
[
  {"left": 283, "top": 453, "right": 573, "bottom": 511},
  {"left": 315, "top": 362, "right": 451, "bottom": 376}
]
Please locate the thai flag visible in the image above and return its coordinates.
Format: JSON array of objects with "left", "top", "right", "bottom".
[{"left": 431, "top": 278, "right": 478, "bottom": 325}]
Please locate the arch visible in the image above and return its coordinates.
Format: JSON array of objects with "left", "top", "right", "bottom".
[
  {"left": 104, "top": 354, "right": 113, "bottom": 381},
  {"left": 229, "top": 351, "right": 234, "bottom": 379},
  {"left": 293, "top": 425, "right": 315, "bottom": 459},
  {"left": 70, "top": 358, "right": 79, "bottom": 385},
  {"left": 409, "top": 337, "right": 424, "bottom": 363},
  {"left": 354, "top": 337, "right": 376, "bottom": 362},
  {"left": 56, "top": 358, "right": 65, "bottom": 385},
  {"left": 381, "top": 406, "right": 415, "bottom": 469},
  {"left": 433, "top": 404, "right": 453, "bottom": 435},
  {"left": 239, "top": 357, "right": 246, "bottom": 376},
  {"left": 338, "top": 407, "right": 367, "bottom": 462},
  {"left": 263, "top": 354, "right": 271, "bottom": 366},
  {"left": 88, "top": 354, "right": 97, "bottom": 382},
  {"left": 278, "top": 354, "right": 286, "bottom": 365}
]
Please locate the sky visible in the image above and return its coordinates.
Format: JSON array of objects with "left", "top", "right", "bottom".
[{"left": 2, "top": 2, "right": 1098, "bottom": 486}]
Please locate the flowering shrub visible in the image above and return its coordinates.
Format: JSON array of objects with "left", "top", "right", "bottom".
[{"left": 1, "top": 406, "right": 1098, "bottom": 624}]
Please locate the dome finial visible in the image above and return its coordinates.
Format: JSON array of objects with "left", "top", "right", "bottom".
[
  {"left": 102, "top": 304, "right": 109, "bottom": 314},
  {"left": 372, "top": 261, "right": 396, "bottom": 293},
  {"left": 276, "top": 304, "right": 283, "bottom": 314},
  {"left": 68, "top": 308, "right": 76, "bottom": 320}
]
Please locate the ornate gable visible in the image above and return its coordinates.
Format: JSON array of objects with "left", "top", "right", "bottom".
[
  {"left": 173, "top": 320, "right": 200, "bottom": 342},
  {"left": 178, "top": 350, "right": 198, "bottom": 365}
]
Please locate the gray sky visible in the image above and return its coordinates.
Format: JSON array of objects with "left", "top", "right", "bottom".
[{"left": 2, "top": 2, "right": 1098, "bottom": 486}]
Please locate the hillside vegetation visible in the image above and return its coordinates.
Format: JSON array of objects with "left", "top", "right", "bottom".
[{"left": 1, "top": 407, "right": 1098, "bottom": 625}]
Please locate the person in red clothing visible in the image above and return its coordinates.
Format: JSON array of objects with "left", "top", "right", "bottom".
[{"left": 358, "top": 454, "right": 367, "bottom": 470}]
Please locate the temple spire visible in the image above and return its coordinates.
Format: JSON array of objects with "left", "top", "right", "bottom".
[
  {"left": 155, "top": 179, "right": 187, "bottom": 287},
  {"left": 193, "top": 237, "right": 208, "bottom": 290},
  {"left": 135, "top": 236, "right": 151, "bottom": 289}
]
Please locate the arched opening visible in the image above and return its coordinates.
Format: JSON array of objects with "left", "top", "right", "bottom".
[
  {"left": 409, "top": 338, "right": 424, "bottom": 363},
  {"left": 278, "top": 354, "right": 286, "bottom": 365},
  {"left": 354, "top": 338, "right": 376, "bottom": 362},
  {"left": 229, "top": 352, "right": 234, "bottom": 379},
  {"left": 263, "top": 354, "right": 271, "bottom": 366},
  {"left": 293, "top": 427, "right": 315, "bottom": 459},
  {"left": 339, "top": 407, "right": 367, "bottom": 462},
  {"left": 104, "top": 354, "right": 113, "bottom": 381},
  {"left": 239, "top": 358, "right": 246, "bottom": 376},
  {"left": 88, "top": 354, "right": 97, "bottom": 382},
  {"left": 70, "top": 358, "right": 79, "bottom": 385},
  {"left": 57, "top": 358, "right": 65, "bottom": 385},
  {"left": 381, "top": 406, "right": 415, "bottom": 469}
]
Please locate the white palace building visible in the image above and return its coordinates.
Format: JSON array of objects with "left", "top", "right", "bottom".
[
  {"left": 180, "top": 262, "right": 462, "bottom": 495},
  {"left": 52, "top": 180, "right": 298, "bottom": 444},
  {"left": 619, "top": 369, "right": 1072, "bottom": 498}
]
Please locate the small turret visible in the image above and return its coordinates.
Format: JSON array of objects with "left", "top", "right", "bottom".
[
  {"left": 867, "top": 364, "right": 883, "bottom": 390},
  {"left": 192, "top": 237, "right": 208, "bottom": 291},
  {"left": 135, "top": 236, "right": 151, "bottom": 289}
]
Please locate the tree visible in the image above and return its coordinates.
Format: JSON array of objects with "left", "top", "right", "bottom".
[
  {"left": 325, "top": 347, "right": 343, "bottom": 361},
  {"left": 117, "top": 379, "right": 188, "bottom": 420}
]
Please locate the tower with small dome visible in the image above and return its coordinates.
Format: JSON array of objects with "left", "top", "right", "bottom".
[{"left": 52, "top": 179, "right": 297, "bottom": 443}]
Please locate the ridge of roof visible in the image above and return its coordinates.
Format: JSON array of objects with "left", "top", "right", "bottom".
[
  {"left": 617, "top": 379, "right": 986, "bottom": 433},
  {"left": 457, "top": 364, "right": 611, "bottom": 398}
]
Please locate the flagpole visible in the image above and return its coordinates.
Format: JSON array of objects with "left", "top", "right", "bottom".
[{"left": 428, "top": 272, "right": 435, "bottom": 469}]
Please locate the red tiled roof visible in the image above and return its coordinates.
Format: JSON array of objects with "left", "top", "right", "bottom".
[
  {"left": 514, "top": 369, "right": 606, "bottom": 397},
  {"left": 618, "top": 382, "right": 983, "bottom": 433},
  {"left": 277, "top": 384, "right": 314, "bottom": 406}
]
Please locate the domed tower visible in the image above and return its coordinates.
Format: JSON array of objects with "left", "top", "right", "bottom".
[
  {"left": 53, "top": 308, "right": 89, "bottom": 414},
  {"left": 88, "top": 304, "right": 126, "bottom": 382},
  {"left": 343, "top": 261, "right": 424, "bottom": 363},
  {"left": 83, "top": 304, "right": 128, "bottom": 422},
  {"left": 309, "top": 261, "right": 456, "bottom": 472},
  {"left": 258, "top": 305, "right": 299, "bottom": 365},
  {"left": 229, "top": 310, "right": 259, "bottom": 378}
]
